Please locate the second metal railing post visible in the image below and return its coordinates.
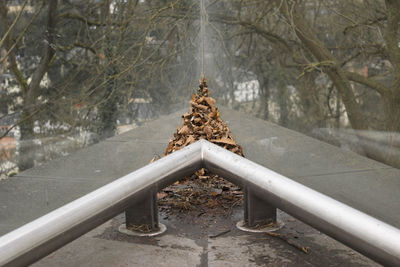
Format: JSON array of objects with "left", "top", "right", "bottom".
[
  {"left": 244, "top": 187, "right": 277, "bottom": 227},
  {"left": 125, "top": 189, "right": 159, "bottom": 231}
]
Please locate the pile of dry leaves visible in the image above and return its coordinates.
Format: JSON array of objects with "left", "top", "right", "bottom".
[
  {"left": 163, "top": 78, "right": 243, "bottom": 157},
  {"left": 158, "top": 78, "right": 244, "bottom": 216}
]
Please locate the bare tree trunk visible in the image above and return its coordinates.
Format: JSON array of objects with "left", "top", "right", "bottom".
[
  {"left": 282, "top": 0, "right": 400, "bottom": 168},
  {"left": 0, "top": 0, "right": 58, "bottom": 171},
  {"left": 97, "top": 0, "right": 119, "bottom": 140},
  {"left": 256, "top": 69, "right": 270, "bottom": 120},
  {"left": 280, "top": 1, "right": 368, "bottom": 131},
  {"left": 380, "top": 89, "right": 400, "bottom": 167},
  {"left": 382, "top": 90, "right": 400, "bottom": 133},
  {"left": 277, "top": 81, "right": 289, "bottom": 127},
  {"left": 336, "top": 89, "right": 341, "bottom": 129}
]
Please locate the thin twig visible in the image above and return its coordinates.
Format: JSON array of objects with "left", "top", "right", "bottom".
[
  {"left": 265, "top": 231, "right": 309, "bottom": 254},
  {"left": 209, "top": 229, "right": 231, "bottom": 238}
]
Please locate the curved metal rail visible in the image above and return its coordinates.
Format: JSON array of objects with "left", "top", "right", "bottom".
[{"left": 0, "top": 140, "right": 399, "bottom": 266}]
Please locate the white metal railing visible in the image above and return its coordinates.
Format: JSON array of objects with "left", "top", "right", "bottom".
[{"left": 0, "top": 140, "right": 399, "bottom": 266}]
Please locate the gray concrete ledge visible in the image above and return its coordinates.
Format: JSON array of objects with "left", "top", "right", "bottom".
[{"left": 0, "top": 107, "right": 398, "bottom": 266}]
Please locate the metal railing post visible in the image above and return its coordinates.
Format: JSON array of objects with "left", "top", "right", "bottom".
[
  {"left": 125, "top": 189, "right": 158, "bottom": 230},
  {"left": 244, "top": 187, "right": 276, "bottom": 227}
]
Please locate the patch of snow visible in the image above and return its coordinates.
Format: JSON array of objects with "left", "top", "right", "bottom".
[{"left": 234, "top": 79, "right": 259, "bottom": 102}]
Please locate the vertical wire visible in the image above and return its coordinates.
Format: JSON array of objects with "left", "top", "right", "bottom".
[{"left": 200, "top": 0, "right": 206, "bottom": 78}]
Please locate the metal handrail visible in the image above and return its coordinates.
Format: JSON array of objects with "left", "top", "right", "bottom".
[{"left": 0, "top": 140, "right": 399, "bottom": 266}]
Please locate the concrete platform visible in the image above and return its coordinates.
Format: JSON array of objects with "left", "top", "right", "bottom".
[
  {"left": 32, "top": 210, "right": 377, "bottom": 267},
  {"left": 1, "top": 106, "right": 399, "bottom": 266}
]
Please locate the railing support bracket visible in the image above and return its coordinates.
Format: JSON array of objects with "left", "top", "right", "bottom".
[
  {"left": 237, "top": 187, "right": 283, "bottom": 232},
  {"left": 122, "top": 189, "right": 165, "bottom": 236}
]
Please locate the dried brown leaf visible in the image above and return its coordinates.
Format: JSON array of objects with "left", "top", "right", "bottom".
[
  {"left": 196, "top": 168, "right": 205, "bottom": 176},
  {"left": 165, "top": 141, "right": 174, "bottom": 154},
  {"left": 194, "top": 117, "right": 202, "bottom": 124},
  {"left": 179, "top": 125, "right": 191, "bottom": 135},
  {"left": 176, "top": 138, "right": 184, "bottom": 146},
  {"left": 184, "top": 135, "right": 196, "bottom": 146},
  {"left": 157, "top": 192, "right": 168, "bottom": 199},
  {"left": 210, "top": 192, "right": 221, "bottom": 197},
  {"left": 191, "top": 101, "right": 208, "bottom": 111},
  {"left": 210, "top": 137, "right": 236, "bottom": 146},
  {"left": 203, "top": 97, "right": 216, "bottom": 107},
  {"left": 204, "top": 125, "right": 213, "bottom": 139}
]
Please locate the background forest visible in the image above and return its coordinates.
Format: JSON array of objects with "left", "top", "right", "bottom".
[{"left": 1, "top": 0, "right": 399, "bottom": 178}]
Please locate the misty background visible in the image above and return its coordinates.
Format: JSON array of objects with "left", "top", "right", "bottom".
[{"left": 1, "top": 0, "right": 400, "bottom": 179}]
